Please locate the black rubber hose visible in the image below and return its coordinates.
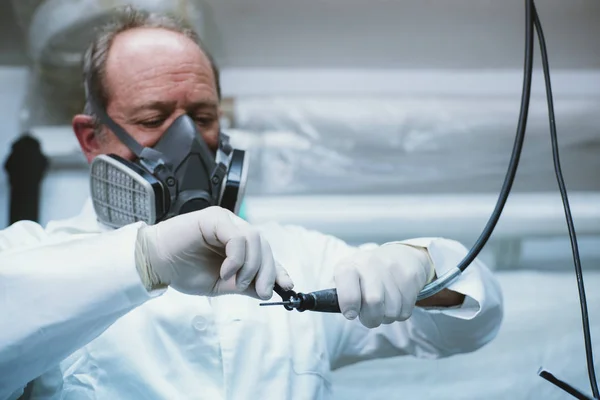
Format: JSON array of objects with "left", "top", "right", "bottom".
[
  {"left": 455, "top": 0, "right": 534, "bottom": 272},
  {"left": 532, "top": 4, "right": 600, "bottom": 398}
]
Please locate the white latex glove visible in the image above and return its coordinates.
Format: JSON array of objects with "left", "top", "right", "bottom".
[
  {"left": 135, "top": 206, "right": 294, "bottom": 300},
  {"left": 334, "top": 244, "right": 435, "bottom": 328}
]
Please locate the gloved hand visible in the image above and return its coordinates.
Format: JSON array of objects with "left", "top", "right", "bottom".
[
  {"left": 334, "top": 244, "right": 435, "bottom": 328},
  {"left": 134, "top": 206, "right": 294, "bottom": 299}
]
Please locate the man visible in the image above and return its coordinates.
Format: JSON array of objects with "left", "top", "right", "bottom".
[{"left": 0, "top": 7, "right": 503, "bottom": 400}]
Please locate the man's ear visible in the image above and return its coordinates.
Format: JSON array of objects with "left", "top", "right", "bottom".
[{"left": 73, "top": 114, "right": 101, "bottom": 163}]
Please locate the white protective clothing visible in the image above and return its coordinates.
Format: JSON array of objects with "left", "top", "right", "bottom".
[
  {"left": 0, "top": 200, "right": 503, "bottom": 400},
  {"left": 135, "top": 206, "right": 294, "bottom": 298}
]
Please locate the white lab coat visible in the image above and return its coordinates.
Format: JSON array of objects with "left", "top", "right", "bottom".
[{"left": 0, "top": 200, "right": 503, "bottom": 400}]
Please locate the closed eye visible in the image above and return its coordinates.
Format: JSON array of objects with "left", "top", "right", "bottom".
[
  {"left": 193, "top": 115, "right": 217, "bottom": 127},
  {"left": 140, "top": 118, "right": 166, "bottom": 129}
]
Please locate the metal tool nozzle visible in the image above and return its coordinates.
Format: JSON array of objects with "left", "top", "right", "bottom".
[{"left": 259, "top": 301, "right": 292, "bottom": 307}]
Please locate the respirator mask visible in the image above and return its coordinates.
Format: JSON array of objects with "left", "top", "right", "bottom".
[{"left": 85, "top": 77, "right": 248, "bottom": 228}]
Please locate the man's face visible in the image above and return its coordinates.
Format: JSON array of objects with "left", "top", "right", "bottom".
[{"left": 73, "top": 27, "right": 220, "bottom": 162}]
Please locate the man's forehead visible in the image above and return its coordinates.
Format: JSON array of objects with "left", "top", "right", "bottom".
[
  {"left": 108, "top": 27, "right": 207, "bottom": 66},
  {"left": 104, "top": 27, "right": 215, "bottom": 94}
]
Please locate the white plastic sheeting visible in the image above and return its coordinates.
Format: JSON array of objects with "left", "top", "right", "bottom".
[
  {"left": 230, "top": 95, "right": 600, "bottom": 195},
  {"left": 331, "top": 270, "right": 600, "bottom": 400},
  {"left": 242, "top": 193, "right": 600, "bottom": 246}
]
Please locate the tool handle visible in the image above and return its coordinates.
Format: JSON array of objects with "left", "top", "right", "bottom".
[
  {"left": 273, "top": 283, "right": 296, "bottom": 301},
  {"left": 300, "top": 289, "right": 341, "bottom": 313}
]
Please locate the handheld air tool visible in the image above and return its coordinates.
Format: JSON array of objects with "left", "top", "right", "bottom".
[{"left": 260, "top": 284, "right": 341, "bottom": 313}]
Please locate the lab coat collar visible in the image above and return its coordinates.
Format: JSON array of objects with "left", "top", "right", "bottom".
[{"left": 45, "top": 197, "right": 115, "bottom": 235}]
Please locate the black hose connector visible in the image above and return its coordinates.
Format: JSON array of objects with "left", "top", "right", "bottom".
[{"left": 294, "top": 289, "right": 341, "bottom": 313}]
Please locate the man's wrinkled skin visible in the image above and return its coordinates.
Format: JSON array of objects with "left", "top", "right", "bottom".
[{"left": 73, "top": 27, "right": 220, "bottom": 162}]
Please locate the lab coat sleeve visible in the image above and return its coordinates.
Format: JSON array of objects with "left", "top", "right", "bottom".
[
  {"left": 0, "top": 221, "right": 158, "bottom": 399},
  {"left": 287, "top": 226, "right": 503, "bottom": 370}
]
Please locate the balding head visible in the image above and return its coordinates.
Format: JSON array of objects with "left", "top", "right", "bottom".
[
  {"left": 104, "top": 27, "right": 219, "bottom": 124},
  {"left": 74, "top": 7, "right": 221, "bottom": 163},
  {"left": 105, "top": 27, "right": 216, "bottom": 105},
  {"left": 83, "top": 7, "right": 220, "bottom": 112}
]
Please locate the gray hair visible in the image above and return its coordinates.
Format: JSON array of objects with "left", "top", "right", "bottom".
[{"left": 82, "top": 6, "right": 221, "bottom": 133}]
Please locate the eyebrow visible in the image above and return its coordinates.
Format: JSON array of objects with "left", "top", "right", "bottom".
[
  {"left": 130, "top": 99, "right": 219, "bottom": 114},
  {"left": 187, "top": 99, "right": 219, "bottom": 109},
  {"left": 130, "top": 100, "right": 175, "bottom": 113}
]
